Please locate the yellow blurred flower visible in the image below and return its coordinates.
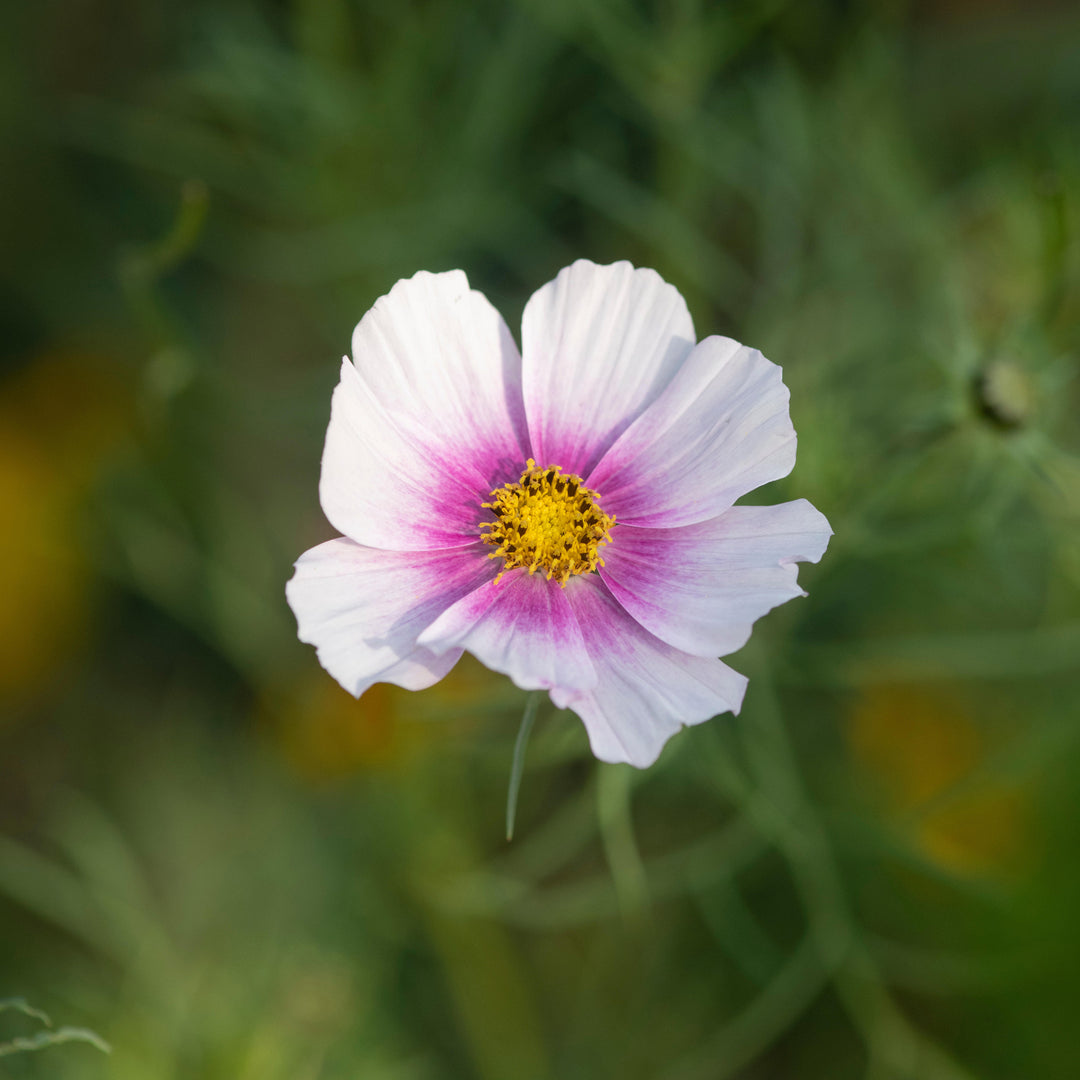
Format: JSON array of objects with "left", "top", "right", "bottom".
[
  {"left": 266, "top": 653, "right": 504, "bottom": 781},
  {"left": 848, "top": 683, "right": 1027, "bottom": 875},
  {"left": 0, "top": 349, "right": 129, "bottom": 706},
  {"left": 915, "top": 785, "right": 1027, "bottom": 875},
  {"left": 269, "top": 677, "right": 419, "bottom": 778},
  {"left": 0, "top": 428, "right": 87, "bottom": 701}
]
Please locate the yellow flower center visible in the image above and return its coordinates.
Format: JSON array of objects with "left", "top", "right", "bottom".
[{"left": 480, "top": 459, "right": 616, "bottom": 587}]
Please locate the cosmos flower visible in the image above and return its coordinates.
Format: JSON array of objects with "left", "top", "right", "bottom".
[{"left": 286, "top": 260, "right": 831, "bottom": 767}]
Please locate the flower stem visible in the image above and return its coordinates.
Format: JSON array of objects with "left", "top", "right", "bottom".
[{"left": 505, "top": 692, "right": 540, "bottom": 842}]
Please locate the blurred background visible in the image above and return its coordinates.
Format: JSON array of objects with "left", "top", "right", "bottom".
[{"left": 1, "top": 0, "right": 1079, "bottom": 1076}]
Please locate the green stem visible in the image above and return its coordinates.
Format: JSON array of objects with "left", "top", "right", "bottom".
[{"left": 505, "top": 692, "right": 541, "bottom": 841}]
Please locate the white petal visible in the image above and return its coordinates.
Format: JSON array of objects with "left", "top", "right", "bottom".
[
  {"left": 521, "top": 260, "right": 695, "bottom": 479},
  {"left": 587, "top": 337, "right": 796, "bottom": 527},
  {"left": 552, "top": 578, "right": 748, "bottom": 768},
  {"left": 417, "top": 569, "right": 597, "bottom": 693},
  {"left": 599, "top": 500, "right": 833, "bottom": 658},
  {"left": 285, "top": 538, "right": 494, "bottom": 696},
  {"left": 321, "top": 270, "right": 530, "bottom": 551}
]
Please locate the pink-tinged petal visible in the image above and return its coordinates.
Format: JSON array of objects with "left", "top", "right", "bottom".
[
  {"left": 521, "top": 260, "right": 695, "bottom": 478},
  {"left": 587, "top": 337, "right": 796, "bottom": 527},
  {"left": 417, "top": 569, "right": 597, "bottom": 693},
  {"left": 321, "top": 270, "right": 530, "bottom": 550},
  {"left": 286, "top": 538, "right": 495, "bottom": 696},
  {"left": 599, "top": 500, "right": 832, "bottom": 658},
  {"left": 552, "top": 578, "right": 748, "bottom": 768}
]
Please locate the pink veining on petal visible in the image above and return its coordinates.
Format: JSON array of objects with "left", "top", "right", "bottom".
[
  {"left": 352, "top": 270, "right": 531, "bottom": 462},
  {"left": 522, "top": 260, "right": 696, "bottom": 479},
  {"left": 599, "top": 500, "right": 833, "bottom": 659},
  {"left": 551, "top": 576, "right": 749, "bottom": 768},
  {"left": 321, "top": 269, "right": 531, "bottom": 552},
  {"left": 286, "top": 538, "right": 496, "bottom": 697},
  {"left": 586, "top": 336, "right": 796, "bottom": 528},
  {"left": 418, "top": 569, "right": 597, "bottom": 693}
]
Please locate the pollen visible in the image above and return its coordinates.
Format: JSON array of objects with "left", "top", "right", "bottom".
[{"left": 480, "top": 459, "right": 616, "bottom": 587}]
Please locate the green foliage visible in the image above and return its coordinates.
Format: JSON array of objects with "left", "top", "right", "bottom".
[
  {"left": 0, "top": 998, "right": 110, "bottom": 1060},
  {"left": 1, "top": 0, "right": 1079, "bottom": 1078}
]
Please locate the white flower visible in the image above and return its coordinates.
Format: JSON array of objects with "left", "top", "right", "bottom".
[{"left": 286, "top": 260, "right": 831, "bottom": 767}]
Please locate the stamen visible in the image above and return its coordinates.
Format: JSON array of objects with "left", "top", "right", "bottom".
[{"left": 480, "top": 458, "right": 616, "bottom": 587}]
